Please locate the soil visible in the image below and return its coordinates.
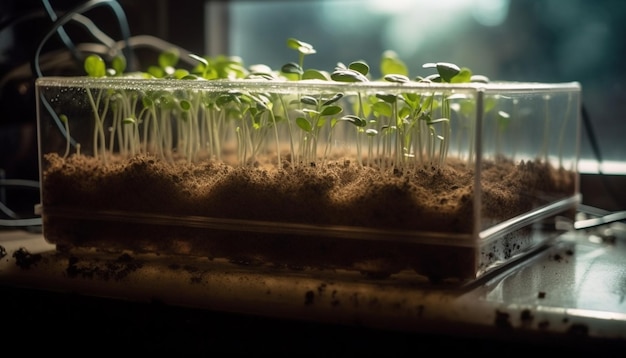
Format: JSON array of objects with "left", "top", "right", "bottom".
[{"left": 40, "top": 152, "right": 576, "bottom": 281}]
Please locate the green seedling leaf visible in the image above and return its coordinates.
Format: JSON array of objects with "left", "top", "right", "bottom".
[
  {"left": 302, "top": 69, "right": 330, "bottom": 81},
  {"left": 258, "top": 92, "right": 273, "bottom": 105},
  {"left": 419, "top": 112, "right": 432, "bottom": 122},
  {"left": 281, "top": 62, "right": 303, "bottom": 75},
  {"left": 322, "top": 93, "right": 344, "bottom": 106},
  {"left": 174, "top": 69, "right": 191, "bottom": 79},
  {"left": 450, "top": 67, "right": 472, "bottom": 83},
  {"left": 246, "top": 63, "right": 275, "bottom": 79},
  {"left": 422, "top": 94, "right": 434, "bottom": 109},
  {"left": 422, "top": 73, "right": 441, "bottom": 83},
  {"left": 253, "top": 111, "right": 266, "bottom": 129},
  {"left": 423, "top": 62, "right": 461, "bottom": 83},
  {"left": 147, "top": 65, "right": 165, "bottom": 78},
  {"left": 436, "top": 62, "right": 461, "bottom": 82},
  {"left": 398, "top": 106, "right": 411, "bottom": 119},
  {"left": 84, "top": 54, "right": 106, "bottom": 77},
  {"left": 142, "top": 96, "right": 154, "bottom": 108},
  {"left": 302, "top": 108, "right": 320, "bottom": 116},
  {"left": 403, "top": 92, "right": 420, "bottom": 104},
  {"left": 159, "top": 48, "right": 180, "bottom": 69},
  {"left": 249, "top": 64, "right": 273, "bottom": 74},
  {"left": 320, "top": 105, "right": 342, "bottom": 116},
  {"left": 331, "top": 68, "right": 369, "bottom": 83},
  {"left": 287, "top": 38, "right": 316, "bottom": 55},
  {"left": 181, "top": 74, "right": 200, "bottom": 80},
  {"left": 286, "top": 38, "right": 302, "bottom": 50},
  {"left": 237, "top": 93, "right": 255, "bottom": 107},
  {"left": 255, "top": 99, "right": 270, "bottom": 111},
  {"left": 372, "top": 102, "right": 392, "bottom": 117},
  {"left": 111, "top": 55, "right": 126, "bottom": 76},
  {"left": 216, "top": 93, "right": 238, "bottom": 106},
  {"left": 340, "top": 114, "right": 367, "bottom": 127},
  {"left": 384, "top": 74, "right": 410, "bottom": 83},
  {"left": 227, "top": 108, "right": 243, "bottom": 120},
  {"left": 59, "top": 114, "right": 68, "bottom": 123},
  {"left": 365, "top": 128, "right": 378, "bottom": 136},
  {"left": 158, "top": 94, "right": 176, "bottom": 110},
  {"left": 335, "top": 62, "right": 347, "bottom": 70},
  {"left": 380, "top": 124, "right": 393, "bottom": 132},
  {"left": 247, "top": 72, "right": 276, "bottom": 81},
  {"left": 209, "top": 55, "right": 247, "bottom": 79},
  {"left": 471, "top": 74, "right": 490, "bottom": 83},
  {"left": 123, "top": 117, "right": 136, "bottom": 125},
  {"left": 300, "top": 96, "right": 318, "bottom": 106},
  {"left": 348, "top": 60, "right": 369, "bottom": 77},
  {"left": 246, "top": 92, "right": 271, "bottom": 110},
  {"left": 380, "top": 50, "right": 408, "bottom": 77},
  {"left": 375, "top": 92, "right": 397, "bottom": 103},
  {"left": 179, "top": 99, "right": 192, "bottom": 111},
  {"left": 296, "top": 117, "right": 312, "bottom": 132}
]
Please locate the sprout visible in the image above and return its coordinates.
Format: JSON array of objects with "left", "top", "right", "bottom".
[
  {"left": 59, "top": 114, "right": 70, "bottom": 158},
  {"left": 71, "top": 39, "right": 499, "bottom": 173}
]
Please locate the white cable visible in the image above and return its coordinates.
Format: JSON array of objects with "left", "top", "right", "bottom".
[
  {"left": 0, "top": 218, "right": 42, "bottom": 227},
  {"left": 0, "top": 179, "right": 42, "bottom": 228}
]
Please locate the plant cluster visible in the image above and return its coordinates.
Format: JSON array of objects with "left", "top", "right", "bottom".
[{"left": 56, "top": 38, "right": 495, "bottom": 171}]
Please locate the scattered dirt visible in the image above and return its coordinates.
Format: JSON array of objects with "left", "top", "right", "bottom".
[
  {"left": 65, "top": 252, "right": 143, "bottom": 281},
  {"left": 538, "top": 291, "right": 546, "bottom": 299},
  {"left": 521, "top": 309, "right": 534, "bottom": 322},
  {"left": 13, "top": 247, "right": 42, "bottom": 269},
  {"left": 495, "top": 309, "right": 512, "bottom": 329}
]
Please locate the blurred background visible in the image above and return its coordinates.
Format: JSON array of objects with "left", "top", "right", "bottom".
[
  {"left": 1, "top": 0, "right": 624, "bottom": 218},
  {"left": 226, "top": 0, "right": 626, "bottom": 170}
]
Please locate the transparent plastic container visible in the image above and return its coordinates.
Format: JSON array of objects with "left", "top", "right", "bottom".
[{"left": 35, "top": 77, "right": 581, "bottom": 282}]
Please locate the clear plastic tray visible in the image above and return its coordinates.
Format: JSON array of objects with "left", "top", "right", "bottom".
[{"left": 36, "top": 77, "right": 581, "bottom": 282}]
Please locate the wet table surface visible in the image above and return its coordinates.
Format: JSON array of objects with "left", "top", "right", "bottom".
[{"left": 1, "top": 217, "right": 625, "bottom": 354}]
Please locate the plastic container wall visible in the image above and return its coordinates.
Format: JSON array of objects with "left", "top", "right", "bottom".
[{"left": 35, "top": 77, "right": 581, "bottom": 282}]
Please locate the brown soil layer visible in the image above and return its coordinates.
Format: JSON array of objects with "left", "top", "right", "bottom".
[
  {"left": 42, "top": 153, "right": 575, "bottom": 232},
  {"left": 40, "top": 153, "right": 576, "bottom": 281}
]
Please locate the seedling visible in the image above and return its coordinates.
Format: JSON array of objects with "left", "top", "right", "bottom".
[
  {"left": 59, "top": 114, "right": 71, "bottom": 158},
  {"left": 282, "top": 38, "right": 317, "bottom": 81},
  {"left": 83, "top": 54, "right": 109, "bottom": 163},
  {"left": 49, "top": 38, "right": 555, "bottom": 175},
  {"left": 294, "top": 93, "right": 344, "bottom": 166},
  {"left": 76, "top": 48, "right": 463, "bottom": 170},
  {"left": 331, "top": 60, "right": 371, "bottom": 165}
]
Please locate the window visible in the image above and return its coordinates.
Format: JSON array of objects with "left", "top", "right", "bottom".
[{"left": 207, "top": 0, "right": 626, "bottom": 172}]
